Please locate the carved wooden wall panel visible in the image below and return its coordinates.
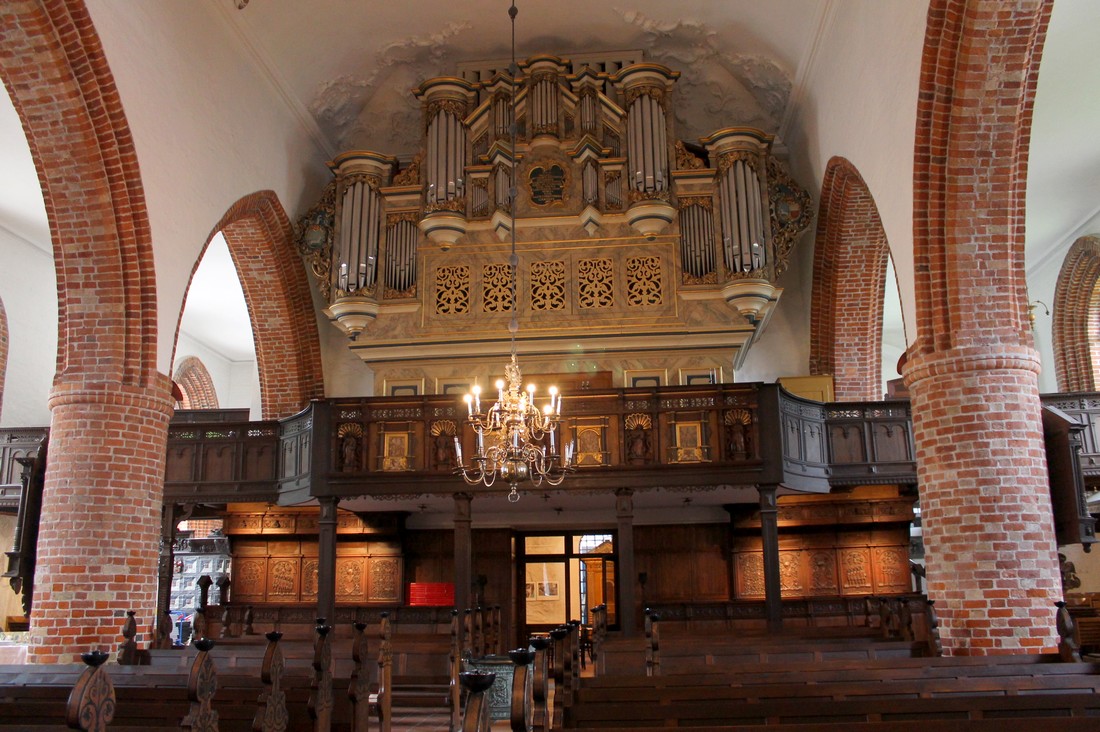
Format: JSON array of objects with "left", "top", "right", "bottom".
[
  {"left": 224, "top": 508, "right": 403, "bottom": 536},
  {"left": 736, "top": 553, "right": 765, "bottom": 599},
  {"left": 267, "top": 556, "right": 301, "bottom": 601},
  {"left": 806, "top": 549, "right": 838, "bottom": 595},
  {"left": 230, "top": 539, "right": 403, "bottom": 605},
  {"left": 837, "top": 548, "right": 873, "bottom": 594},
  {"left": 233, "top": 557, "right": 266, "bottom": 602},
  {"left": 872, "top": 423, "right": 912, "bottom": 463},
  {"left": 369, "top": 557, "right": 401, "bottom": 602},
  {"left": 731, "top": 525, "right": 910, "bottom": 600}
]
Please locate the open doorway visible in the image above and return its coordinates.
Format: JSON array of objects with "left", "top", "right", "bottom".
[{"left": 518, "top": 532, "right": 617, "bottom": 639}]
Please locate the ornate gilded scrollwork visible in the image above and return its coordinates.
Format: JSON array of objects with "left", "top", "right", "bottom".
[
  {"left": 626, "top": 256, "right": 663, "bottom": 307},
  {"left": 675, "top": 141, "right": 706, "bottom": 170},
  {"left": 767, "top": 156, "right": 814, "bottom": 276},
  {"left": 530, "top": 261, "right": 566, "bottom": 311},
  {"left": 482, "top": 263, "right": 515, "bottom": 313},
  {"left": 623, "top": 85, "right": 666, "bottom": 107},
  {"left": 294, "top": 180, "right": 337, "bottom": 304},
  {"left": 392, "top": 152, "right": 422, "bottom": 186},
  {"left": 578, "top": 258, "right": 615, "bottom": 309},
  {"left": 435, "top": 266, "right": 471, "bottom": 315}
]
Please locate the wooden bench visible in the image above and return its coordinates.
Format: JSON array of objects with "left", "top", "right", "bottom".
[
  {"left": 0, "top": 664, "right": 340, "bottom": 731},
  {"left": 566, "top": 650, "right": 1100, "bottom": 729},
  {"left": 565, "top": 692, "right": 1100, "bottom": 729}
]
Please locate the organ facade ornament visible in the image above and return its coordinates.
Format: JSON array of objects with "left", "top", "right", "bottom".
[{"left": 295, "top": 52, "right": 813, "bottom": 388}]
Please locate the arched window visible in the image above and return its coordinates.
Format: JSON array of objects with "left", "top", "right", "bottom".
[
  {"left": 173, "top": 356, "right": 219, "bottom": 410},
  {"left": 1052, "top": 235, "right": 1100, "bottom": 391}
]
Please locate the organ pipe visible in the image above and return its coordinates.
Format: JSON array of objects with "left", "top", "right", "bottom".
[
  {"left": 426, "top": 109, "right": 466, "bottom": 205},
  {"left": 702, "top": 128, "right": 774, "bottom": 277},
  {"left": 612, "top": 65, "right": 679, "bottom": 203},
  {"left": 334, "top": 178, "right": 382, "bottom": 294},
  {"left": 384, "top": 217, "right": 418, "bottom": 295},
  {"left": 328, "top": 151, "right": 396, "bottom": 297}
]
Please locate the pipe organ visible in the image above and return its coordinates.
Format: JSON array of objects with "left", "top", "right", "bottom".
[{"left": 296, "top": 52, "right": 813, "bottom": 381}]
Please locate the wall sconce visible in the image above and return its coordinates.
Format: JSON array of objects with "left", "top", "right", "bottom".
[{"left": 1028, "top": 300, "right": 1050, "bottom": 328}]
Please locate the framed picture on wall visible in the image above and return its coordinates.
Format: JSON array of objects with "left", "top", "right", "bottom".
[
  {"left": 674, "top": 422, "right": 705, "bottom": 462},
  {"left": 679, "top": 368, "right": 722, "bottom": 386},
  {"left": 436, "top": 378, "right": 473, "bottom": 396},
  {"left": 384, "top": 379, "right": 424, "bottom": 397},
  {"left": 625, "top": 369, "right": 667, "bottom": 389},
  {"left": 382, "top": 432, "right": 410, "bottom": 471}
]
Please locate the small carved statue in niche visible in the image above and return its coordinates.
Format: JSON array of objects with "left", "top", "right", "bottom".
[
  {"left": 433, "top": 431, "right": 453, "bottom": 471},
  {"left": 725, "top": 409, "right": 752, "bottom": 461},
  {"left": 1060, "top": 553, "right": 1082, "bottom": 592},
  {"left": 340, "top": 434, "right": 359, "bottom": 472},
  {"left": 627, "top": 428, "right": 650, "bottom": 464}
]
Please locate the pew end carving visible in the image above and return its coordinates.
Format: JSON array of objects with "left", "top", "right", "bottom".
[{"left": 66, "top": 650, "right": 115, "bottom": 732}]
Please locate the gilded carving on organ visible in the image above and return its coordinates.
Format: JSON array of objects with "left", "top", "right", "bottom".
[
  {"left": 481, "top": 264, "right": 514, "bottom": 313},
  {"left": 530, "top": 261, "right": 567, "bottom": 311},
  {"left": 527, "top": 163, "right": 568, "bottom": 205},
  {"left": 578, "top": 258, "right": 615, "bottom": 309},
  {"left": 626, "top": 256, "right": 663, "bottom": 307},
  {"left": 435, "top": 266, "right": 470, "bottom": 315}
]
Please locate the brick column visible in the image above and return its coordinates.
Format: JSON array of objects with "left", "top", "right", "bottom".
[
  {"left": 906, "top": 345, "right": 1060, "bottom": 654},
  {"left": 30, "top": 378, "right": 173, "bottom": 663},
  {"left": 907, "top": 0, "right": 1058, "bottom": 655}
]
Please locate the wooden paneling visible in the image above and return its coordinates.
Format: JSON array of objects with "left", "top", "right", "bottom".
[
  {"left": 731, "top": 526, "right": 910, "bottom": 600},
  {"left": 637, "top": 524, "right": 729, "bottom": 604},
  {"left": 229, "top": 538, "right": 403, "bottom": 605}
]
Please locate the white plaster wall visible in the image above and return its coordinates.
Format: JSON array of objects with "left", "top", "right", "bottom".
[
  {"left": 86, "top": 0, "right": 332, "bottom": 376},
  {"left": 0, "top": 228, "right": 56, "bottom": 428},
  {"left": 738, "top": 229, "right": 813, "bottom": 382},
  {"left": 172, "top": 332, "right": 261, "bottom": 419},
  {"left": 783, "top": 0, "right": 929, "bottom": 349}
]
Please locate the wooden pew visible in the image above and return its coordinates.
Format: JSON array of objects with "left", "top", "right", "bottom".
[{"left": 564, "top": 652, "right": 1100, "bottom": 730}]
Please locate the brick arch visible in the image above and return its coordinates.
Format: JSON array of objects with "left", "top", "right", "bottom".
[
  {"left": 173, "top": 356, "right": 219, "bottom": 410},
  {"left": 910, "top": 0, "right": 1050, "bottom": 354},
  {"left": 0, "top": 296, "right": 7, "bottom": 419},
  {"left": 173, "top": 191, "right": 323, "bottom": 419},
  {"left": 0, "top": 0, "right": 158, "bottom": 385},
  {"left": 0, "top": 1, "right": 174, "bottom": 663},
  {"left": 809, "top": 157, "right": 891, "bottom": 401},
  {"left": 904, "top": 0, "right": 1058, "bottom": 656},
  {"left": 1053, "top": 236, "right": 1100, "bottom": 392}
]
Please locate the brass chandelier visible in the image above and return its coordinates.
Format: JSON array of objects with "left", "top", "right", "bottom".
[{"left": 453, "top": 1, "right": 575, "bottom": 502}]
